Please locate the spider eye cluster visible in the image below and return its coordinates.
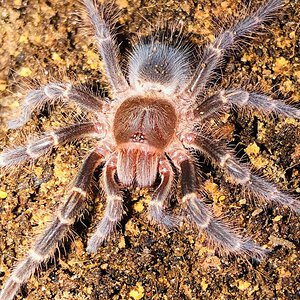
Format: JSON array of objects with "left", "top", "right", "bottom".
[{"left": 131, "top": 132, "right": 145, "bottom": 143}]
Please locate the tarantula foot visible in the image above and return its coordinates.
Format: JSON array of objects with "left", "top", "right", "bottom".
[
  {"left": 86, "top": 235, "right": 106, "bottom": 253},
  {"left": 7, "top": 116, "right": 27, "bottom": 129},
  {"left": 149, "top": 212, "right": 182, "bottom": 229}
]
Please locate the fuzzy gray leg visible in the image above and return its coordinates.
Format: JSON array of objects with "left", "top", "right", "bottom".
[
  {"left": 83, "top": 0, "right": 129, "bottom": 95},
  {"left": 148, "top": 156, "right": 179, "bottom": 228},
  {"left": 87, "top": 155, "right": 124, "bottom": 253},
  {"left": 182, "top": 0, "right": 283, "bottom": 98},
  {"left": 195, "top": 89, "right": 300, "bottom": 121},
  {"left": 169, "top": 149, "right": 267, "bottom": 259},
  {"left": 183, "top": 134, "right": 300, "bottom": 214},
  {"left": 8, "top": 83, "right": 104, "bottom": 129},
  {"left": 0, "top": 149, "right": 105, "bottom": 300},
  {"left": 0, "top": 122, "right": 105, "bottom": 168}
]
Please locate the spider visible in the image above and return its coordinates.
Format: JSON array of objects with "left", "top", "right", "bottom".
[{"left": 0, "top": 0, "right": 299, "bottom": 299}]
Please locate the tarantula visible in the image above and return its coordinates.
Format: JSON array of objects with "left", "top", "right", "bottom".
[{"left": 0, "top": 0, "right": 299, "bottom": 299}]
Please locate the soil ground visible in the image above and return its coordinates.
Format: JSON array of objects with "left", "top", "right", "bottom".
[{"left": 0, "top": 0, "right": 299, "bottom": 299}]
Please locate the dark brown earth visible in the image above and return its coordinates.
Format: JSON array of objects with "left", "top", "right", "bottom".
[{"left": 0, "top": 0, "right": 299, "bottom": 299}]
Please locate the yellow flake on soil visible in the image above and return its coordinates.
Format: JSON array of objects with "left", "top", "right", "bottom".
[
  {"left": 0, "top": 80, "right": 7, "bottom": 91},
  {"left": 0, "top": 190, "right": 8, "bottom": 199},
  {"left": 129, "top": 282, "right": 144, "bottom": 300},
  {"left": 250, "top": 157, "right": 269, "bottom": 168},
  {"left": 116, "top": 0, "right": 128, "bottom": 8},
  {"left": 125, "top": 220, "right": 140, "bottom": 237},
  {"left": 252, "top": 208, "right": 263, "bottom": 217},
  {"left": 277, "top": 267, "right": 291, "bottom": 278},
  {"left": 204, "top": 179, "right": 225, "bottom": 202},
  {"left": 257, "top": 121, "right": 266, "bottom": 140},
  {"left": 14, "top": 0, "right": 22, "bottom": 5},
  {"left": 32, "top": 210, "right": 51, "bottom": 226},
  {"left": 201, "top": 278, "right": 208, "bottom": 291},
  {"left": 0, "top": 262, "right": 9, "bottom": 278},
  {"left": 194, "top": 10, "right": 210, "bottom": 21},
  {"left": 34, "top": 167, "right": 43, "bottom": 177},
  {"left": 19, "top": 34, "right": 29, "bottom": 43},
  {"left": 54, "top": 154, "right": 72, "bottom": 183},
  {"left": 245, "top": 142, "right": 269, "bottom": 169},
  {"left": 158, "top": 276, "right": 170, "bottom": 288},
  {"left": 32, "top": 12, "right": 41, "bottom": 26},
  {"left": 101, "top": 263, "right": 108, "bottom": 270},
  {"left": 273, "top": 215, "right": 282, "bottom": 222},
  {"left": 33, "top": 35, "right": 41, "bottom": 43},
  {"left": 289, "top": 31, "right": 296, "bottom": 39},
  {"left": 276, "top": 37, "right": 292, "bottom": 49},
  {"left": 239, "top": 198, "right": 247, "bottom": 205},
  {"left": 18, "top": 66, "right": 32, "bottom": 77},
  {"left": 118, "top": 236, "right": 126, "bottom": 249},
  {"left": 218, "top": 195, "right": 226, "bottom": 202},
  {"left": 294, "top": 70, "right": 300, "bottom": 82},
  {"left": 85, "top": 286, "right": 93, "bottom": 295},
  {"left": 51, "top": 52, "right": 63, "bottom": 62},
  {"left": 282, "top": 117, "right": 299, "bottom": 126},
  {"left": 203, "top": 255, "right": 221, "bottom": 269},
  {"left": 273, "top": 57, "right": 290, "bottom": 74},
  {"left": 237, "top": 280, "right": 251, "bottom": 291},
  {"left": 180, "top": 2, "right": 191, "bottom": 13},
  {"left": 54, "top": 165, "right": 69, "bottom": 183},
  {"left": 86, "top": 50, "right": 103, "bottom": 70},
  {"left": 245, "top": 142, "right": 260, "bottom": 156},
  {"left": 221, "top": 1, "right": 229, "bottom": 9},
  {"left": 133, "top": 201, "right": 144, "bottom": 213},
  {"left": 241, "top": 53, "right": 253, "bottom": 63}
]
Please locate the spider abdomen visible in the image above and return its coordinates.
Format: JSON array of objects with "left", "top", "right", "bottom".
[
  {"left": 113, "top": 96, "right": 177, "bottom": 187},
  {"left": 128, "top": 43, "right": 190, "bottom": 94}
]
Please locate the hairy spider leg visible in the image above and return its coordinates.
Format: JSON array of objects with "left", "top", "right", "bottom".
[
  {"left": 0, "top": 122, "right": 104, "bottom": 168},
  {"left": 8, "top": 82, "right": 104, "bottom": 129},
  {"left": 195, "top": 89, "right": 300, "bottom": 121},
  {"left": 182, "top": 0, "right": 283, "bottom": 99},
  {"left": 86, "top": 154, "right": 124, "bottom": 253},
  {"left": 170, "top": 149, "right": 267, "bottom": 259},
  {"left": 148, "top": 156, "right": 180, "bottom": 228},
  {"left": 184, "top": 134, "right": 300, "bottom": 214},
  {"left": 0, "top": 149, "right": 105, "bottom": 300},
  {"left": 84, "top": 0, "right": 129, "bottom": 95}
]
